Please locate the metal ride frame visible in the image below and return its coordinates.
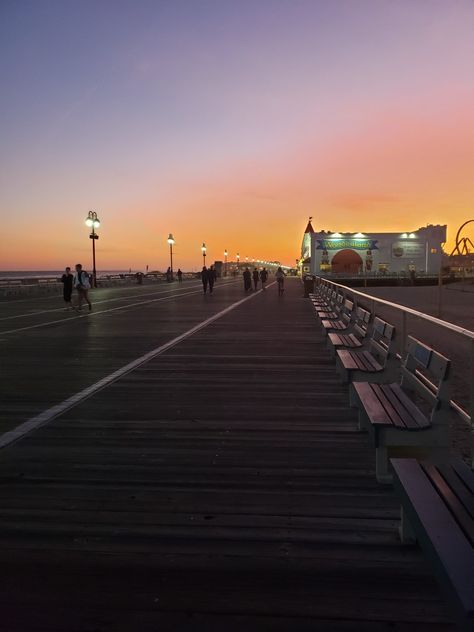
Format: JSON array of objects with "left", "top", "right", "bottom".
[{"left": 449, "top": 219, "right": 474, "bottom": 256}]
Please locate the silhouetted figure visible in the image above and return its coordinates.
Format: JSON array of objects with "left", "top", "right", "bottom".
[
  {"left": 260, "top": 267, "right": 268, "bottom": 290},
  {"left": 252, "top": 268, "right": 259, "bottom": 290},
  {"left": 166, "top": 267, "right": 172, "bottom": 283},
  {"left": 60, "top": 266, "right": 73, "bottom": 309},
  {"left": 177, "top": 268, "right": 183, "bottom": 283},
  {"left": 201, "top": 266, "right": 209, "bottom": 293},
  {"left": 208, "top": 265, "right": 216, "bottom": 293},
  {"left": 243, "top": 268, "right": 252, "bottom": 292},
  {"left": 74, "top": 263, "right": 92, "bottom": 311},
  {"left": 275, "top": 266, "right": 285, "bottom": 296}
]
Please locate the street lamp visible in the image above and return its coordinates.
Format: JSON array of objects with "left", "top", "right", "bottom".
[
  {"left": 224, "top": 249, "right": 228, "bottom": 276},
  {"left": 85, "top": 210, "right": 100, "bottom": 288},
  {"left": 236, "top": 252, "right": 240, "bottom": 272},
  {"left": 201, "top": 242, "right": 207, "bottom": 266},
  {"left": 167, "top": 233, "right": 175, "bottom": 280}
]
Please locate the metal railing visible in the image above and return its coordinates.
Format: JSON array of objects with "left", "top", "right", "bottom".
[{"left": 314, "top": 276, "right": 474, "bottom": 430}]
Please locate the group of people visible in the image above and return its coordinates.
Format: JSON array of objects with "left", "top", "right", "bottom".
[
  {"left": 166, "top": 267, "right": 183, "bottom": 283},
  {"left": 201, "top": 265, "right": 217, "bottom": 293},
  {"left": 242, "top": 267, "right": 269, "bottom": 291},
  {"left": 200, "top": 265, "right": 286, "bottom": 295},
  {"left": 243, "top": 266, "right": 286, "bottom": 294},
  {"left": 60, "top": 263, "right": 92, "bottom": 311}
]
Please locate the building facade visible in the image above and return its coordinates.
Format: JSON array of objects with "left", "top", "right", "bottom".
[{"left": 300, "top": 220, "right": 446, "bottom": 276}]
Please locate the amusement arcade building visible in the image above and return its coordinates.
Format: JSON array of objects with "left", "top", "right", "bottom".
[{"left": 300, "top": 219, "right": 446, "bottom": 276}]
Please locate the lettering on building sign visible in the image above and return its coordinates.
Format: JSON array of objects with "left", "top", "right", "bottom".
[
  {"left": 391, "top": 241, "right": 424, "bottom": 258},
  {"left": 316, "top": 239, "right": 378, "bottom": 250}
]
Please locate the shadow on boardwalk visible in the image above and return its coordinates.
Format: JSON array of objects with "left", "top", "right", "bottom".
[{"left": 0, "top": 279, "right": 453, "bottom": 631}]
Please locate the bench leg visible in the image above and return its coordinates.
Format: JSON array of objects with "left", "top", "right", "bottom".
[
  {"left": 399, "top": 506, "right": 416, "bottom": 544},
  {"left": 375, "top": 446, "right": 392, "bottom": 484}
]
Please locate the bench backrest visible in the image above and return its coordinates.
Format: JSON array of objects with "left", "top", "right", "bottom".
[
  {"left": 368, "top": 317, "right": 395, "bottom": 367},
  {"left": 339, "top": 299, "right": 355, "bottom": 327},
  {"left": 353, "top": 307, "right": 371, "bottom": 341},
  {"left": 400, "top": 336, "right": 451, "bottom": 420}
]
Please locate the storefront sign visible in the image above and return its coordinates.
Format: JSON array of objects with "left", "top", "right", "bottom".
[
  {"left": 391, "top": 241, "right": 425, "bottom": 259},
  {"left": 316, "top": 239, "right": 378, "bottom": 250}
]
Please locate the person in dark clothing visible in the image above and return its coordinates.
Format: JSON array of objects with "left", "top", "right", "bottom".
[
  {"left": 201, "top": 266, "right": 209, "bottom": 293},
  {"left": 252, "top": 268, "right": 259, "bottom": 290},
  {"left": 243, "top": 268, "right": 252, "bottom": 292},
  {"left": 259, "top": 267, "right": 268, "bottom": 290},
  {"left": 60, "top": 266, "right": 73, "bottom": 309},
  {"left": 177, "top": 269, "right": 183, "bottom": 283},
  {"left": 166, "top": 267, "right": 172, "bottom": 282},
  {"left": 208, "top": 265, "right": 216, "bottom": 294}
]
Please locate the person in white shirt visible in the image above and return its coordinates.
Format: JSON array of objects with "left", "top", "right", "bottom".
[
  {"left": 275, "top": 267, "right": 286, "bottom": 296},
  {"left": 74, "top": 263, "right": 92, "bottom": 311}
]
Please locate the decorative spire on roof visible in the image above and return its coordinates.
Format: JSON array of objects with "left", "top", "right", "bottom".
[{"left": 304, "top": 216, "right": 314, "bottom": 234}]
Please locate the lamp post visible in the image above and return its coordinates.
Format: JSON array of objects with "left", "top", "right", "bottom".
[
  {"left": 224, "top": 249, "right": 228, "bottom": 276},
  {"left": 167, "top": 233, "right": 175, "bottom": 280},
  {"left": 85, "top": 210, "right": 100, "bottom": 288},
  {"left": 201, "top": 242, "right": 207, "bottom": 267},
  {"left": 236, "top": 252, "right": 240, "bottom": 272}
]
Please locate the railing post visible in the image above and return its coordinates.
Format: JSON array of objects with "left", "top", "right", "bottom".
[
  {"left": 437, "top": 267, "right": 443, "bottom": 318},
  {"left": 401, "top": 311, "right": 407, "bottom": 357},
  {"left": 471, "top": 339, "right": 474, "bottom": 467}
]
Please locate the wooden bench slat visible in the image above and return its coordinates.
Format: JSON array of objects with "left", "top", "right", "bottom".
[
  {"left": 422, "top": 463, "right": 474, "bottom": 547},
  {"left": 337, "top": 349, "right": 359, "bottom": 370},
  {"left": 351, "top": 351, "right": 369, "bottom": 371},
  {"left": 438, "top": 463, "right": 474, "bottom": 520},
  {"left": 388, "top": 383, "right": 431, "bottom": 429},
  {"left": 370, "top": 384, "right": 408, "bottom": 429},
  {"left": 378, "top": 384, "right": 422, "bottom": 430},
  {"left": 361, "top": 351, "right": 383, "bottom": 372},
  {"left": 452, "top": 460, "right": 474, "bottom": 495},
  {"left": 352, "top": 382, "right": 392, "bottom": 425},
  {"left": 392, "top": 459, "right": 474, "bottom": 620}
]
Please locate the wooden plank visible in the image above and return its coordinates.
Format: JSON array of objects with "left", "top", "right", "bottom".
[
  {"left": 392, "top": 458, "right": 474, "bottom": 623},
  {"left": 389, "top": 384, "right": 431, "bottom": 429},
  {"left": 0, "top": 280, "right": 455, "bottom": 630},
  {"left": 352, "top": 383, "right": 392, "bottom": 426},
  {"left": 422, "top": 463, "right": 474, "bottom": 546}
]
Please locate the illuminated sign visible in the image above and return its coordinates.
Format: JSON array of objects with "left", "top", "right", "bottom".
[
  {"left": 316, "top": 239, "right": 378, "bottom": 250},
  {"left": 391, "top": 241, "right": 424, "bottom": 259}
]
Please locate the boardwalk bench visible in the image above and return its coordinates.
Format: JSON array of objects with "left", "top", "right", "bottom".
[
  {"left": 310, "top": 287, "right": 333, "bottom": 312},
  {"left": 316, "top": 292, "right": 342, "bottom": 320},
  {"left": 391, "top": 457, "right": 474, "bottom": 630},
  {"left": 350, "top": 336, "right": 451, "bottom": 482},
  {"left": 321, "top": 298, "right": 354, "bottom": 332},
  {"left": 335, "top": 316, "right": 396, "bottom": 383},
  {"left": 327, "top": 306, "right": 371, "bottom": 357}
]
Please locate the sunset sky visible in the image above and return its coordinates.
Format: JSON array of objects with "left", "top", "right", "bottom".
[{"left": 1, "top": 0, "right": 473, "bottom": 271}]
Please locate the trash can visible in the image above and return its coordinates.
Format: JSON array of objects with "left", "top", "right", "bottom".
[{"left": 303, "top": 274, "right": 315, "bottom": 298}]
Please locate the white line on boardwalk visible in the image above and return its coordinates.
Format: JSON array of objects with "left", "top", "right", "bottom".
[
  {"left": 0, "top": 285, "right": 271, "bottom": 449},
  {"left": 0, "top": 282, "right": 204, "bottom": 322},
  {"left": 0, "top": 280, "right": 237, "bottom": 336}
]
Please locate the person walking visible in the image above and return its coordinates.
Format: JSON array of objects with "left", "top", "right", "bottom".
[
  {"left": 166, "top": 267, "right": 172, "bottom": 283},
  {"left": 208, "top": 265, "right": 216, "bottom": 294},
  {"left": 275, "top": 266, "right": 285, "bottom": 296},
  {"left": 177, "top": 268, "right": 183, "bottom": 283},
  {"left": 243, "top": 267, "right": 252, "bottom": 292},
  {"left": 201, "top": 266, "right": 209, "bottom": 294},
  {"left": 259, "top": 267, "right": 268, "bottom": 290},
  {"left": 252, "top": 268, "right": 259, "bottom": 290},
  {"left": 60, "top": 266, "right": 74, "bottom": 309},
  {"left": 74, "top": 263, "right": 92, "bottom": 311}
]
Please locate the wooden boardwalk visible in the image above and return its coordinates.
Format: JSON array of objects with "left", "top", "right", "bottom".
[{"left": 0, "top": 279, "right": 454, "bottom": 630}]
